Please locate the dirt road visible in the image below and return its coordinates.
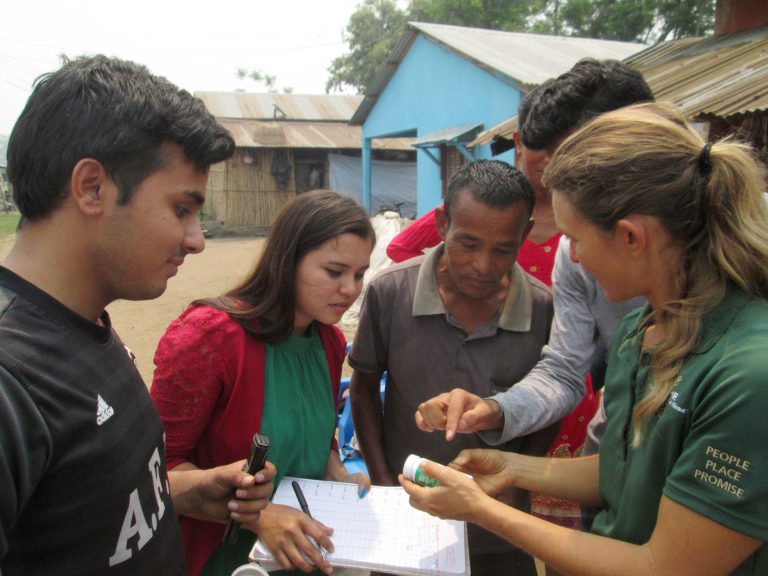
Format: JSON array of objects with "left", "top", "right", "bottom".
[
  {"left": 1, "top": 235, "right": 268, "bottom": 385},
  {"left": 1, "top": 234, "right": 358, "bottom": 386}
]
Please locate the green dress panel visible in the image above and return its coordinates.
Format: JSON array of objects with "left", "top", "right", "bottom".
[{"left": 201, "top": 325, "right": 336, "bottom": 575}]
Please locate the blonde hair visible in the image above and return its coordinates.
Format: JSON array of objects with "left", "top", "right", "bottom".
[{"left": 544, "top": 102, "right": 768, "bottom": 444}]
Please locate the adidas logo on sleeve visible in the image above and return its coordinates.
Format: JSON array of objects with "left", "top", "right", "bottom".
[{"left": 97, "top": 394, "right": 115, "bottom": 426}]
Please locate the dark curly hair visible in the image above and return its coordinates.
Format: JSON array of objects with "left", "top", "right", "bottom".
[{"left": 521, "top": 58, "right": 654, "bottom": 151}]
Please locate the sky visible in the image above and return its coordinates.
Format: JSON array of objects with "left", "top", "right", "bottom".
[{"left": 0, "top": 0, "right": 367, "bottom": 136}]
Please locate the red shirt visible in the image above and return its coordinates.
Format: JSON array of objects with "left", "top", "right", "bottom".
[
  {"left": 386, "top": 208, "right": 441, "bottom": 263},
  {"left": 518, "top": 233, "right": 562, "bottom": 287}
]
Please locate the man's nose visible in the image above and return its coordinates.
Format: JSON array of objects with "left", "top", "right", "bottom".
[
  {"left": 184, "top": 220, "right": 206, "bottom": 254},
  {"left": 473, "top": 251, "right": 493, "bottom": 274}
]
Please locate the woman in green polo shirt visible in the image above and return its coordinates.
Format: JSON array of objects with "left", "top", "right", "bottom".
[
  {"left": 151, "top": 190, "right": 374, "bottom": 575},
  {"left": 400, "top": 102, "right": 768, "bottom": 575}
]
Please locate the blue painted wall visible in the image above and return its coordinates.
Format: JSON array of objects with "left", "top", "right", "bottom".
[{"left": 363, "top": 34, "right": 521, "bottom": 215}]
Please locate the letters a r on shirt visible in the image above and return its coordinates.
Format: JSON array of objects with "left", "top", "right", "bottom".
[{"left": 108, "top": 445, "right": 173, "bottom": 566}]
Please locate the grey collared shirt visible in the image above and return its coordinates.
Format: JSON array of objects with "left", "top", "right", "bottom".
[
  {"left": 349, "top": 242, "right": 553, "bottom": 480},
  {"left": 349, "top": 245, "right": 553, "bottom": 554}
]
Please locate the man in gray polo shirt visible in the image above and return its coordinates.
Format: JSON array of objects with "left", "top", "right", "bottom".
[{"left": 348, "top": 160, "right": 554, "bottom": 576}]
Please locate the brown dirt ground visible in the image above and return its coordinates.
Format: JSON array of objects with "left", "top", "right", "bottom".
[{"left": 0, "top": 234, "right": 356, "bottom": 387}]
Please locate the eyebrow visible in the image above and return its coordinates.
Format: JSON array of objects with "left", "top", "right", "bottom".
[
  {"left": 456, "top": 232, "right": 520, "bottom": 248},
  {"left": 326, "top": 260, "right": 369, "bottom": 270},
  {"left": 183, "top": 190, "right": 205, "bottom": 207}
]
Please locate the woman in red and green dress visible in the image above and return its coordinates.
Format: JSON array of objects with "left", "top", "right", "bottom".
[{"left": 151, "top": 191, "right": 374, "bottom": 575}]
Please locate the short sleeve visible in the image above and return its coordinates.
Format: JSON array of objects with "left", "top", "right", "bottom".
[
  {"left": 319, "top": 323, "right": 346, "bottom": 408},
  {"left": 347, "top": 278, "right": 388, "bottom": 375},
  {"left": 664, "top": 349, "right": 768, "bottom": 541}
]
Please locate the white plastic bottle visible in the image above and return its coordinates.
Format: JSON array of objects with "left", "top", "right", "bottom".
[{"left": 403, "top": 454, "right": 441, "bottom": 487}]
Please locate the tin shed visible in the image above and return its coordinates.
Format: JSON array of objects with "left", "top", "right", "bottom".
[
  {"left": 351, "top": 22, "right": 646, "bottom": 216},
  {"left": 197, "top": 92, "right": 413, "bottom": 231}
]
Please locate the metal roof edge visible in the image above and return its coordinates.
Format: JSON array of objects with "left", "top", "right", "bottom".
[
  {"left": 409, "top": 123, "right": 484, "bottom": 147},
  {"left": 350, "top": 25, "right": 420, "bottom": 125},
  {"left": 627, "top": 24, "right": 768, "bottom": 67}
]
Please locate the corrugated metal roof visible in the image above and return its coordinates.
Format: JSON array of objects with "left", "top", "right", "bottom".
[
  {"left": 352, "top": 22, "right": 645, "bottom": 124},
  {"left": 410, "top": 123, "right": 483, "bottom": 147},
  {"left": 626, "top": 24, "right": 768, "bottom": 118},
  {"left": 196, "top": 92, "right": 364, "bottom": 122},
  {"left": 472, "top": 115, "right": 519, "bottom": 146},
  {"left": 412, "top": 22, "right": 646, "bottom": 86},
  {"left": 472, "top": 24, "right": 768, "bottom": 147},
  {"left": 217, "top": 119, "right": 413, "bottom": 150}
]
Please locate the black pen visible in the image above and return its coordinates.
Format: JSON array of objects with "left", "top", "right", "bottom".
[{"left": 292, "top": 480, "right": 328, "bottom": 562}]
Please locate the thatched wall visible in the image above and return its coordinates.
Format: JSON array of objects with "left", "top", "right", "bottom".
[{"left": 206, "top": 149, "right": 295, "bottom": 228}]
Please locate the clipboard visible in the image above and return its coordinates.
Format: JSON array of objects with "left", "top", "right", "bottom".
[{"left": 248, "top": 477, "right": 469, "bottom": 575}]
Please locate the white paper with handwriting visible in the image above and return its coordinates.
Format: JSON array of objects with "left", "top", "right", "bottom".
[{"left": 249, "top": 477, "right": 468, "bottom": 575}]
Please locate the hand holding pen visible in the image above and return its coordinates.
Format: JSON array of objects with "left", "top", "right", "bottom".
[
  {"left": 292, "top": 480, "right": 334, "bottom": 572},
  {"left": 249, "top": 484, "right": 335, "bottom": 574}
]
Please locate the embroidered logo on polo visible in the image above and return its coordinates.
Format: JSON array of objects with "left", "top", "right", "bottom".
[
  {"left": 97, "top": 394, "right": 115, "bottom": 425},
  {"left": 667, "top": 390, "right": 688, "bottom": 415}
]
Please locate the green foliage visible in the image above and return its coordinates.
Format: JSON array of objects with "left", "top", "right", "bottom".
[
  {"left": 653, "top": 0, "right": 715, "bottom": 41},
  {"left": 535, "top": 0, "right": 715, "bottom": 42},
  {"left": 0, "top": 212, "right": 20, "bottom": 237},
  {"left": 556, "top": 0, "right": 654, "bottom": 41},
  {"left": 327, "top": 0, "right": 716, "bottom": 94},
  {"left": 408, "top": 0, "right": 543, "bottom": 30},
  {"left": 326, "top": 0, "right": 408, "bottom": 93}
]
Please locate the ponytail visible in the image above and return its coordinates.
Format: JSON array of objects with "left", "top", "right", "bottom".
[{"left": 544, "top": 102, "right": 768, "bottom": 444}]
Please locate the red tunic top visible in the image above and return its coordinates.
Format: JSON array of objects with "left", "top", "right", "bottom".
[{"left": 150, "top": 305, "right": 345, "bottom": 575}]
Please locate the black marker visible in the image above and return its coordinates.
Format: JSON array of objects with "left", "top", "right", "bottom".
[
  {"left": 292, "top": 480, "right": 327, "bottom": 561},
  {"left": 222, "top": 434, "right": 270, "bottom": 545}
]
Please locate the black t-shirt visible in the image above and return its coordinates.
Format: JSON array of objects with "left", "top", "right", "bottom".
[{"left": 0, "top": 267, "right": 185, "bottom": 575}]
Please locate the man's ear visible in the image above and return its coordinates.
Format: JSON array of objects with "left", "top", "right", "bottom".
[
  {"left": 513, "top": 132, "right": 522, "bottom": 169},
  {"left": 615, "top": 216, "right": 647, "bottom": 257},
  {"left": 434, "top": 205, "right": 449, "bottom": 241},
  {"left": 70, "top": 158, "right": 111, "bottom": 216},
  {"left": 521, "top": 217, "right": 534, "bottom": 242}
]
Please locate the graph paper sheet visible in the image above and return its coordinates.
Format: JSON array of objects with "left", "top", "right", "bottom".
[{"left": 249, "top": 477, "right": 468, "bottom": 575}]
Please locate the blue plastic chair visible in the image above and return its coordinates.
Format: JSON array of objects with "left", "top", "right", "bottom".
[
  {"left": 337, "top": 345, "right": 386, "bottom": 475},
  {"left": 337, "top": 376, "right": 355, "bottom": 455}
]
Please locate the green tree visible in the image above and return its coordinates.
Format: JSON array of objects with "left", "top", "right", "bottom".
[
  {"left": 653, "top": 0, "right": 715, "bottom": 41},
  {"left": 327, "top": 0, "right": 715, "bottom": 94},
  {"left": 326, "top": 0, "right": 408, "bottom": 93},
  {"left": 408, "top": 0, "right": 543, "bottom": 30},
  {"left": 534, "top": 0, "right": 714, "bottom": 42}
]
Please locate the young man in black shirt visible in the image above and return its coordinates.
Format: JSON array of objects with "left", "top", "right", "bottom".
[{"left": 0, "top": 55, "right": 274, "bottom": 575}]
